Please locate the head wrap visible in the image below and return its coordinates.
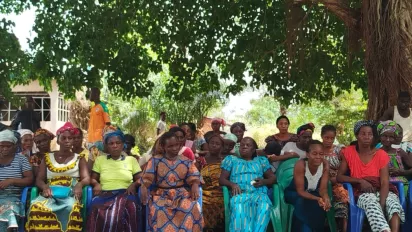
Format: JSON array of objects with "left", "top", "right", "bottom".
[
  {"left": 17, "top": 129, "right": 34, "bottom": 138},
  {"left": 103, "top": 126, "right": 125, "bottom": 144},
  {"left": 212, "top": 118, "right": 226, "bottom": 126},
  {"left": 56, "top": 122, "right": 79, "bottom": 136},
  {"left": 34, "top": 128, "right": 55, "bottom": 140},
  {"left": 353, "top": 120, "right": 375, "bottom": 135},
  {"left": 377, "top": 120, "right": 401, "bottom": 136},
  {"left": 0, "top": 130, "right": 18, "bottom": 144},
  {"left": 223, "top": 133, "right": 238, "bottom": 143},
  {"left": 296, "top": 123, "right": 315, "bottom": 136}
]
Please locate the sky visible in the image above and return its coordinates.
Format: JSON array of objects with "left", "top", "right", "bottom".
[
  {"left": 1, "top": 8, "right": 36, "bottom": 51},
  {"left": 2, "top": 9, "right": 258, "bottom": 120}
]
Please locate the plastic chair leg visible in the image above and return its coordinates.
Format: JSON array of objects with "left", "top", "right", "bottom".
[
  {"left": 271, "top": 184, "right": 283, "bottom": 232},
  {"left": 19, "top": 187, "right": 31, "bottom": 232},
  {"left": 223, "top": 186, "right": 230, "bottom": 232}
]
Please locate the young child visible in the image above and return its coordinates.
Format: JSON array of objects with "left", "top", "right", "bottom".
[{"left": 124, "top": 134, "right": 139, "bottom": 160}]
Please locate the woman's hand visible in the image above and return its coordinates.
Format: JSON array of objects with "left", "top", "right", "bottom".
[
  {"left": 93, "top": 183, "right": 102, "bottom": 196},
  {"left": 389, "top": 167, "right": 404, "bottom": 177},
  {"left": 42, "top": 186, "right": 52, "bottom": 198},
  {"left": 73, "top": 183, "right": 83, "bottom": 200},
  {"left": 230, "top": 183, "right": 242, "bottom": 196},
  {"left": 359, "top": 179, "right": 375, "bottom": 193},
  {"left": 191, "top": 184, "right": 200, "bottom": 201},
  {"left": 0, "top": 179, "right": 13, "bottom": 189},
  {"left": 321, "top": 195, "right": 331, "bottom": 211},
  {"left": 126, "top": 183, "right": 137, "bottom": 195},
  {"left": 379, "top": 198, "right": 386, "bottom": 211},
  {"left": 140, "top": 185, "right": 149, "bottom": 205},
  {"left": 267, "top": 155, "right": 277, "bottom": 162},
  {"left": 252, "top": 178, "right": 266, "bottom": 188},
  {"left": 317, "top": 197, "right": 325, "bottom": 209}
]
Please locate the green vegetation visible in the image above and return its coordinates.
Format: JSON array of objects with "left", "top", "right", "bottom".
[
  {"left": 242, "top": 88, "right": 367, "bottom": 147},
  {"left": 105, "top": 69, "right": 224, "bottom": 152},
  {"left": 2, "top": 0, "right": 411, "bottom": 120}
]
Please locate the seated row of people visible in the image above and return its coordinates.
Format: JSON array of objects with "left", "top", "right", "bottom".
[{"left": 0, "top": 116, "right": 411, "bottom": 232}]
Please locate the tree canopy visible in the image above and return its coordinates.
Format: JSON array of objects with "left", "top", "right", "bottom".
[{"left": 1, "top": 0, "right": 368, "bottom": 105}]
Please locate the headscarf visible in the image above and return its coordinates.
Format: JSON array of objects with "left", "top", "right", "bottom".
[
  {"left": 377, "top": 120, "right": 401, "bottom": 136},
  {"left": 17, "top": 129, "right": 34, "bottom": 138},
  {"left": 223, "top": 133, "right": 238, "bottom": 143},
  {"left": 296, "top": 123, "right": 315, "bottom": 136},
  {"left": 0, "top": 130, "right": 18, "bottom": 144},
  {"left": 212, "top": 118, "right": 226, "bottom": 126},
  {"left": 56, "top": 122, "right": 79, "bottom": 136},
  {"left": 34, "top": 128, "right": 55, "bottom": 140},
  {"left": 103, "top": 125, "right": 125, "bottom": 144},
  {"left": 354, "top": 120, "right": 375, "bottom": 135}
]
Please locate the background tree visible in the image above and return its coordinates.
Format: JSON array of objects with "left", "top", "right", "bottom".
[
  {"left": 106, "top": 70, "right": 224, "bottom": 152},
  {"left": 1, "top": 0, "right": 411, "bottom": 119},
  {"left": 242, "top": 89, "right": 367, "bottom": 146}
]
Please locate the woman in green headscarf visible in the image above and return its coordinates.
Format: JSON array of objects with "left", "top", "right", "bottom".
[{"left": 378, "top": 120, "right": 412, "bottom": 194}]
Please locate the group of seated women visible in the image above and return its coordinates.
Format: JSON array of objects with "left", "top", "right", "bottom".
[{"left": 0, "top": 116, "right": 411, "bottom": 232}]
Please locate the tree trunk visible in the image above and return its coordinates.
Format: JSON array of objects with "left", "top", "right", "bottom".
[
  {"left": 296, "top": 0, "right": 412, "bottom": 119},
  {"left": 363, "top": 0, "right": 412, "bottom": 120}
]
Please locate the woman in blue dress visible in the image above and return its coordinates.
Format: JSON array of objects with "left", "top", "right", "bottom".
[
  {"left": 285, "top": 140, "right": 331, "bottom": 232},
  {"left": 219, "top": 137, "right": 276, "bottom": 232}
]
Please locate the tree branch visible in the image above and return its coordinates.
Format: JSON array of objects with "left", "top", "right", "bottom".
[{"left": 295, "top": 0, "right": 361, "bottom": 30}]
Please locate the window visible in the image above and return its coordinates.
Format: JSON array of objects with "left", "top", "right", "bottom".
[
  {"left": 0, "top": 100, "right": 19, "bottom": 121},
  {"left": 58, "top": 95, "right": 69, "bottom": 122},
  {"left": 0, "top": 92, "right": 51, "bottom": 122}
]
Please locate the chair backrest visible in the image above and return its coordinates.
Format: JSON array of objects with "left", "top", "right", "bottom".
[{"left": 276, "top": 158, "right": 298, "bottom": 190}]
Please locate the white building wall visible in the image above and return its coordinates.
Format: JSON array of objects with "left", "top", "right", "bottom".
[{"left": 2, "top": 80, "right": 66, "bottom": 133}]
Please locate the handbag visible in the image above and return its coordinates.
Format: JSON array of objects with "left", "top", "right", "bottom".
[{"left": 50, "top": 186, "right": 72, "bottom": 198}]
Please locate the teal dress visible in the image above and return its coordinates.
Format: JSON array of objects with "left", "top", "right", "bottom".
[{"left": 221, "top": 155, "right": 272, "bottom": 232}]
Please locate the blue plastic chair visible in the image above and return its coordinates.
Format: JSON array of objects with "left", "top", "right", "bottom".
[
  {"left": 406, "top": 183, "right": 412, "bottom": 230},
  {"left": 138, "top": 185, "right": 203, "bottom": 232},
  {"left": 18, "top": 186, "right": 32, "bottom": 232},
  {"left": 343, "top": 181, "right": 408, "bottom": 232}
]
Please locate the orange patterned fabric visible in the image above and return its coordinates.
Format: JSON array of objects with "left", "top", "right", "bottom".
[
  {"left": 141, "top": 155, "right": 204, "bottom": 231},
  {"left": 200, "top": 163, "right": 224, "bottom": 230}
]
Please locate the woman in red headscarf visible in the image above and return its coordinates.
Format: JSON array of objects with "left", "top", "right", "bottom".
[
  {"left": 26, "top": 122, "right": 90, "bottom": 232},
  {"left": 204, "top": 118, "right": 227, "bottom": 143}
]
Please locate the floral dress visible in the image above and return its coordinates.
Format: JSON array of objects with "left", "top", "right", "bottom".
[{"left": 140, "top": 155, "right": 204, "bottom": 232}]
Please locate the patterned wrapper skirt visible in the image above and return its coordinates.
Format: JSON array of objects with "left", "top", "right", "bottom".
[
  {"left": 0, "top": 194, "right": 25, "bottom": 232},
  {"left": 87, "top": 189, "right": 139, "bottom": 232},
  {"left": 148, "top": 187, "right": 203, "bottom": 232},
  {"left": 26, "top": 195, "right": 83, "bottom": 232}
]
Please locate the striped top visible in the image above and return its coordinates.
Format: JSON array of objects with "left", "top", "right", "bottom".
[
  {"left": 0, "top": 153, "right": 31, "bottom": 194},
  {"left": 221, "top": 155, "right": 271, "bottom": 194}
]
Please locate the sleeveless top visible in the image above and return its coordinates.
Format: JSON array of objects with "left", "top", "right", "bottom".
[
  {"left": 394, "top": 106, "right": 412, "bottom": 142},
  {"left": 45, "top": 153, "right": 81, "bottom": 187},
  {"left": 305, "top": 161, "right": 323, "bottom": 191}
]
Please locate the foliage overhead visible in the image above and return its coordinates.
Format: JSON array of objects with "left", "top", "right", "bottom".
[
  {"left": 0, "top": 0, "right": 366, "bottom": 105},
  {"left": 0, "top": 18, "right": 32, "bottom": 102}
]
